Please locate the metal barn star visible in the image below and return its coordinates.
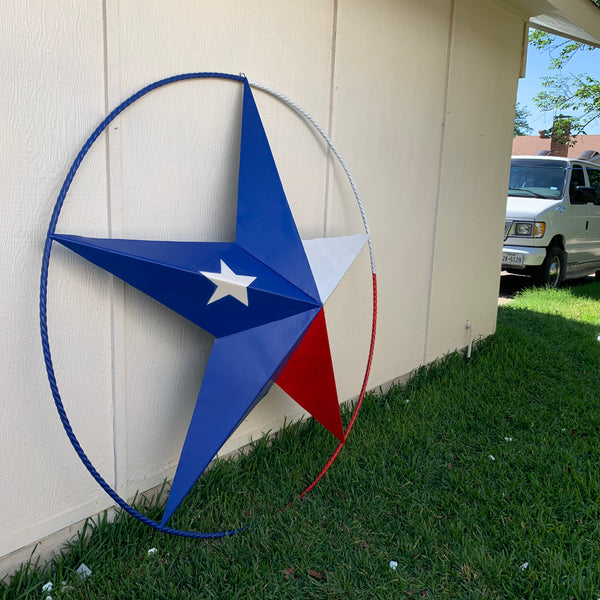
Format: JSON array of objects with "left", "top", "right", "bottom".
[{"left": 53, "top": 80, "right": 367, "bottom": 525}]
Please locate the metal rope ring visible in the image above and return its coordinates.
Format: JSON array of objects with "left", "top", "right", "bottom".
[{"left": 39, "top": 72, "right": 377, "bottom": 538}]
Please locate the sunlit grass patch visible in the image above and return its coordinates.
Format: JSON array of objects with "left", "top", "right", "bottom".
[{"left": 509, "top": 281, "right": 600, "bottom": 325}]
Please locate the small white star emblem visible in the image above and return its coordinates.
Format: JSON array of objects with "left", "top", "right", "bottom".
[{"left": 200, "top": 260, "right": 256, "bottom": 306}]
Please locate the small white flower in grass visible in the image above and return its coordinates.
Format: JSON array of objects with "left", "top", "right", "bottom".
[
  {"left": 520, "top": 562, "right": 529, "bottom": 571},
  {"left": 488, "top": 455, "right": 495, "bottom": 461},
  {"left": 42, "top": 582, "right": 53, "bottom": 592},
  {"left": 147, "top": 547, "right": 158, "bottom": 556},
  {"left": 404, "top": 399, "right": 409, "bottom": 404},
  {"left": 389, "top": 560, "right": 398, "bottom": 570},
  {"left": 596, "top": 335, "right": 600, "bottom": 342},
  {"left": 504, "top": 437, "right": 512, "bottom": 442}
]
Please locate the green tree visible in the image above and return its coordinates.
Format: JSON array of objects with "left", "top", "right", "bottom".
[
  {"left": 529, "top": 27, "right": 600, "bottom": 144},
  {"left": 514, "top": 102, "right": 533, "bottom": 136}
]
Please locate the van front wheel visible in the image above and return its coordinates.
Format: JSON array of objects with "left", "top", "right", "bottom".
[{"left": 532, "top": 247, "right": 564, "bottom": 288}]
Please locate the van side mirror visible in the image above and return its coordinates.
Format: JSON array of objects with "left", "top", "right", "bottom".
[{"left": 572, "top": 186, "right": 598, "bottom": 204}]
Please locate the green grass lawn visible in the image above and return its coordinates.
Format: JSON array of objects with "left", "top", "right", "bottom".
[{"left": 4, "top": 282, "right": 600, "bottom": 599}]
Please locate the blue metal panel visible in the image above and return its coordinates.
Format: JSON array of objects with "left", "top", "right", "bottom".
[
  {"left": 235, "top": 80, "right": 320, "bottom": 302},
  {"left": 161, "top": 307, "right": 320, "bottom": 525},
  {"left": 52, "top": 234, "right": 319, "bottom": 338}
]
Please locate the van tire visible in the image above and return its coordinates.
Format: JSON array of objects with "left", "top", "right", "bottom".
[{"left": 532, "top": 246, "right": 564, "bottom": 288}]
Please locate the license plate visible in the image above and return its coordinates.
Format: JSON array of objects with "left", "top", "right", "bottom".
[{"left": 502, "top": 252, "right": 523, "bottom": 267}]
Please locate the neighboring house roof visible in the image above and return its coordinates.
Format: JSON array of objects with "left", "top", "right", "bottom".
[{"left": 513, "top": 134, "right": 600, "bottom": 157}]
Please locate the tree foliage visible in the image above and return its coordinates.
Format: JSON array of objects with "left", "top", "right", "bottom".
[
  {"left": 514, "top": 102, "right": 533, "bottom": 136},
  {"left": 529, "top": 28, "right": 600, "bottom": 144}
]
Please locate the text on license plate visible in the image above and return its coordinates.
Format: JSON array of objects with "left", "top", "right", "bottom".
[{"left": 502, "top": 252, "right": 524, "bottom": 267}]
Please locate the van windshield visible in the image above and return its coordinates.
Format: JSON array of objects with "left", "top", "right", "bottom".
[{"left": 508, "top": 159, "right": 567, "bottom": 199}]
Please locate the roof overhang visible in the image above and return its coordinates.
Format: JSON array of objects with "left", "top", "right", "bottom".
[{"left": 506, "top": 0, "right": 600, "bottom": 47}]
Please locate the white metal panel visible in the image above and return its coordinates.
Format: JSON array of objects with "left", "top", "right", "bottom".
[{"left": 303, "top": 234, "right": 369, "bottom": 303}]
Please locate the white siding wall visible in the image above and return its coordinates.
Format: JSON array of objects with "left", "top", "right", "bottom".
[
  {"left": 1, "top": 0, "right": 114, "bottom": 564},
  {"left": 425, "top": 0, "right": 524, "bottom": 362},
  {"left": 1, "top": 0, "right": 525, "bottom": 568}
]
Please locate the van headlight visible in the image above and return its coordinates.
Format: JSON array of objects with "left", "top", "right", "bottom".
[
  {"left": 512, "top": 222, "right": 546, "bottom": 238},
  {"left": 515, "top": 223, "right": 532, "bottom": 236}
]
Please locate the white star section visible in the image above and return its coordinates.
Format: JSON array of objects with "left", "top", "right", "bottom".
[
  {"left": 200, "top": 260, "right": 257, "bottom": 306},
  {"left": 302, "top": 234, "right": 368, "bottom": 303}
]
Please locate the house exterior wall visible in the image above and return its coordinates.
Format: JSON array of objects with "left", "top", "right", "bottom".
[
  {"left": 1, "top": 0, "right": 531, "bottom": 569},
  {"left": 425, "top": 0, "right": 524, "bottom": 362}
]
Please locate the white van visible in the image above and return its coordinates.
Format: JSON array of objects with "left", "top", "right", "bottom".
[{"left": 502, "top": 155, "right": 600, "bottom": 286}]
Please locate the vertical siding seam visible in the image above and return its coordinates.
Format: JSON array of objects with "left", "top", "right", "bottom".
[
  {"left": 323, "top": 0, "right": 338, "bottom": 237},
  {"left": 422, "top": 0, "right": 456, "bottom": 365},
  {"left": 103, "top": 0, "right": 128, "bottom": 498}
]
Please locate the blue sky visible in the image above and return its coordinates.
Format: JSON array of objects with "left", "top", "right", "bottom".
[{"left": 517, "top": 31, "right": 600, "bottom": 135}]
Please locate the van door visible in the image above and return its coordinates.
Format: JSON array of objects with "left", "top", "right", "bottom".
[
  {"left": 585, "top": 166, "right": 600, "bottom": 266},
  {"left": 564, "top": 164, "right": 590, "bottom": 268}
]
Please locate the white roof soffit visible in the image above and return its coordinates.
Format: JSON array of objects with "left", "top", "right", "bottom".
[{"left": 528, "top": 0, "right": 600, "bottom": 48}]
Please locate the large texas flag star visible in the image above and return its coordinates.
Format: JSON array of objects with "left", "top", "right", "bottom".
[{"left": 53, "top": 80, "right": 367, "bottom": 525}]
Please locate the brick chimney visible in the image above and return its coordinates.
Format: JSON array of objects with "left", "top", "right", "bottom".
[
  {"left": 550, "top": 136, "right": 569, "bottom": 157},
  {"left": 549, "top": 115, "right": 572, "bottom": 157}
]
